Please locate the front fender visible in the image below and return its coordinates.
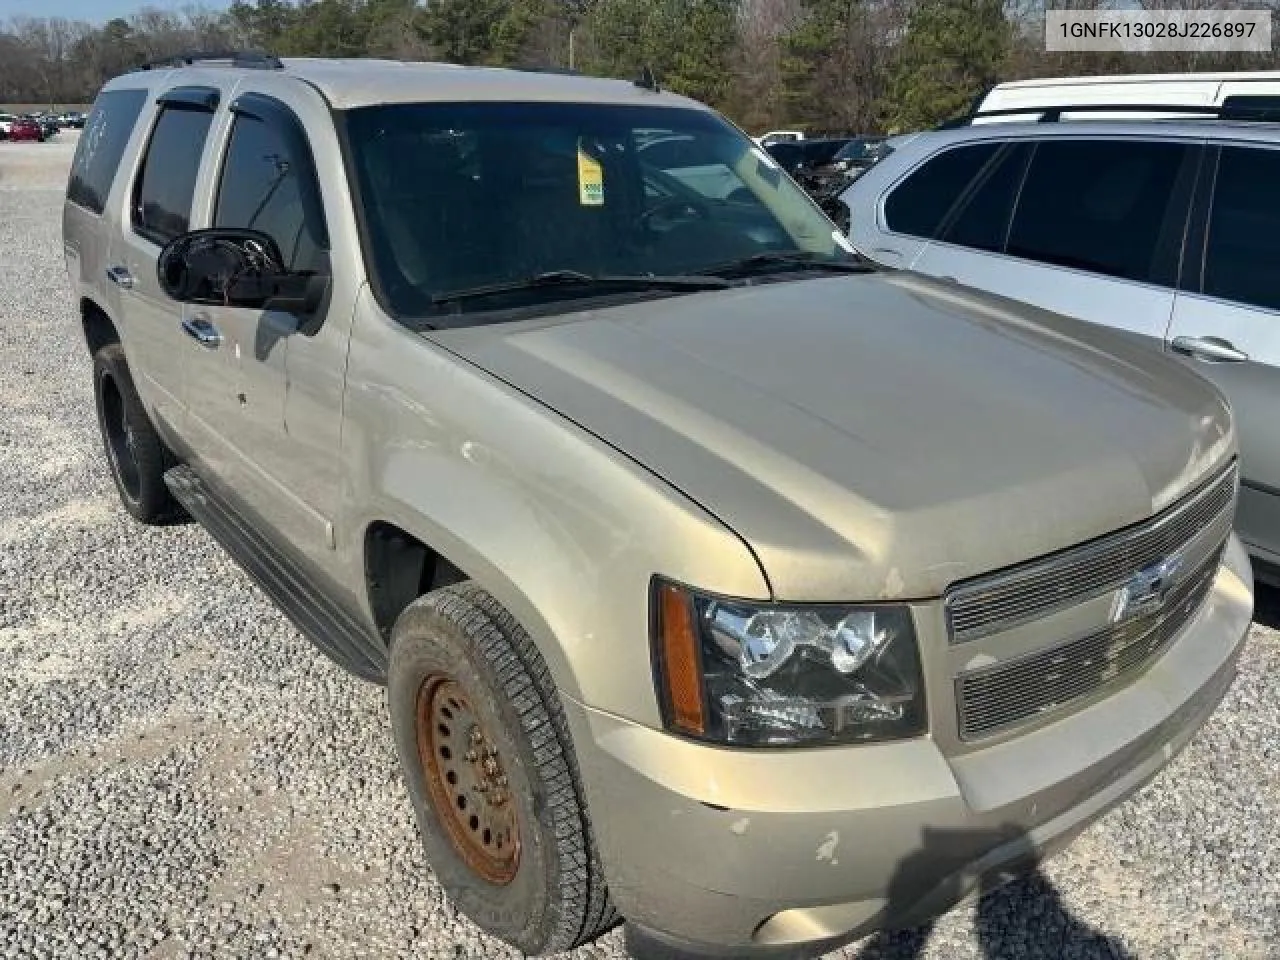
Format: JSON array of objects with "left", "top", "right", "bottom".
[{"left": 339, "top": 290, "right": 769, "bottom": 727}]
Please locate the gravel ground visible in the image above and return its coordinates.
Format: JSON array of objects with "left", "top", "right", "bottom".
[{"left": 0, "top": 136, "right": 1276, "bottom": 960}]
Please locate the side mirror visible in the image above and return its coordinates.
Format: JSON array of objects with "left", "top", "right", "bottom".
[{"left": 157, "top": 227, "right": 327, "bottom": 315}]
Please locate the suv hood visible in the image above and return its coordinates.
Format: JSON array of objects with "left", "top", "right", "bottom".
[{"left": 428, "top": 274, "right": 1233, "bottom": 601}]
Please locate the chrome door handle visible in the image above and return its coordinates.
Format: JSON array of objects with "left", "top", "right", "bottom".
[
  {"left": 1171, "top": 335, "right": 1249, "bottom": 363},
  {"left": 106, "top": 265, "right": 134, "bottom": 289},
  {"left": 181, "top": 314, "right": 222, "bottom": 348}
]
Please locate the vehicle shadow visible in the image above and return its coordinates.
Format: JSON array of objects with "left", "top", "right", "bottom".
[
  {"left": 1252, "top": 581, "right": 1280, "bottom": 630},
  {"left": 850, "top": 824, "right": 1134, "bottom": 960}
]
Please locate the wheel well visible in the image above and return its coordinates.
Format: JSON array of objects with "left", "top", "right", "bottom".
[
  {"left": 365, "top": 522, "right": 467, "bottom": 642},
  {"left": 81, "top": 299, "right": 119, "bottom": 356}
]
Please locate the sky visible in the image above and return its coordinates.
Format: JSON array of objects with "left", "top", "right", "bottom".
[{"left": 0, "top": 0, "right": 231, "bottom": 23}]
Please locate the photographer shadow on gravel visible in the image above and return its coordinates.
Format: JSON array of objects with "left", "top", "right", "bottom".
[{"left": 851, "top": 822, "right": 1135, "bottom": 960}]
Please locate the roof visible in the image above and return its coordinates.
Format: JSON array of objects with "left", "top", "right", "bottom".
[
  {"left": 995, "top": 71, "right": 1280, "bottom": 90},
  {"left": 109, "top": 57, "right": 710, "bottom": 113},
  {"left": 905, "top": 117, "right": 1280, "bottom": 149}
]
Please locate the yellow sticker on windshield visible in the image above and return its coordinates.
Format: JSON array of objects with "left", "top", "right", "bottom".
[{"left": 577, "top": 144, "right": 604, "bottom": 206}]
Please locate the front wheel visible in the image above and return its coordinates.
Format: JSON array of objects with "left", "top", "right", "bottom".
[{"left": 387, "top": 583, "right": 618, "bottom": 954}]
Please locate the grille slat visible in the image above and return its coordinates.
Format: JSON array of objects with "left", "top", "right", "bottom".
[
  {"left": 948, "top": 465, "right": 1236, "bottom": 641},
  {"left": 957, "top": 550, "right": 1221, "bottom": 739},
  {"left": 952, "top": 463, "right": 1236, "bottom": 742}
]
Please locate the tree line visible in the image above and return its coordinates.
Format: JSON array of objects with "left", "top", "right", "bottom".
[{"left": 3, "top": 0, "right": 1280, "bottom": 134}]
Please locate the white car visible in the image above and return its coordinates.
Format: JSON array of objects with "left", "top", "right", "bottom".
[
  {"left": 974, "top": 70, "right": 1280, "bottom": 122},
  {"left": 841, "top": 107, "right": 1280, "bottom": 584},
  {"left": 0, "top": 113, "right": 15, "bottom": 136},
  {"left": 752, "top": 129, "right": 805, "bottom": 146}
]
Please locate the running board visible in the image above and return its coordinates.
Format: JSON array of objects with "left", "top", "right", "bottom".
[{"left": 165, "top": 465, "right": 387, "bottom": 683}]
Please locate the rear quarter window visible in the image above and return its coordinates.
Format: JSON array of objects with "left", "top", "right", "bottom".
[
  {"left": 66, "top": 89, "right": 148, "bottom": 215},
  {"left": 884, "top": 143, "right": 1000, "bottom": 238}
]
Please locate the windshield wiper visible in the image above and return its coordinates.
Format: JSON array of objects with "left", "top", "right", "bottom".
[
  {"left": 695, "top": 250, "right": 878, "bottom": 280},
  {"left": 432, "top": 269, "right": 729, "bottom": 306}
]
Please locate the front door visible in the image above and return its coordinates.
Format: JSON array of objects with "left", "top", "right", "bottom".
[
  {"left": 182, "top": 91, "right": 352, "bottom": 570},
  {"left": 1168, "top": 144, "right": 1280, "bottom": 568}
]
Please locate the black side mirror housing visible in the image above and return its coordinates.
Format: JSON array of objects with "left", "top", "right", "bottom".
[{"left": 157, "top": 227, "right": 328, "bottom": 316}]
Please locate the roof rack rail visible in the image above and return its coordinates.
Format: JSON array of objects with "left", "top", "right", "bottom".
[
  {"left": 135, "top": 50, "right": 283, "bottom": 72},
  {"left": 510, "top": 65, "right": 581, "bottom": 76},
  {"left": 634, "top": 65, "right": 660, "bottom": 92},
  {"left": 936, "top": 101, "right": 1280, "bottom": 129}
]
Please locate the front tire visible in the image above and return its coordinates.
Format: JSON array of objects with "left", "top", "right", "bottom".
[
  {"left": 388, "top": 583, "right": 618, "bottom": 955},
  {"left": 92, "top": 343, "right": 181, "bottom": 524}
]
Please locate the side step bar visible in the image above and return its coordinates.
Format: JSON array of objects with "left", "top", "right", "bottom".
[{"left": 165, "top": 465, "right": 387, "bottom": 683}]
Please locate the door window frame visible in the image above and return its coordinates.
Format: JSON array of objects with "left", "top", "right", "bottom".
[
  {"left": 1182, "top": 141, "right": 1280, "bottom": 316},
  {"left": 213, "top": 92, "right": 331, "bottom": 257},
  {"left": 899, "top": 134, "right": 1206, "bottom": 295},
  {"left": 129, "top": 86, "right": 221, "bottom": 247},
  {"left": 880, "top": 140, "right": 1009, "bottom": 242}
]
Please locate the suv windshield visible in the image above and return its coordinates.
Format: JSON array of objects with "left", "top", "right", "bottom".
[{"left": 342, "top": 101, "right": 847, "bottom": 319}]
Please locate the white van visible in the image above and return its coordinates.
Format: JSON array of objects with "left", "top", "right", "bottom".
[{"left": 973, "top": 70, "right": 1280, "bottom": 122}]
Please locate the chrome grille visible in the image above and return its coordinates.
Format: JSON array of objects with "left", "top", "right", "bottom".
[
  {"left": 956, "top": 545, "right": 1222, "bottom": 740},
  {"left": 946, "top": 464, "right": 1237, "bottom": 643}
]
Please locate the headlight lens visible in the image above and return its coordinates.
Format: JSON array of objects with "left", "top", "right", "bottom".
[{"left": 653, "top": 582, "right": 926, "bottom": 746}]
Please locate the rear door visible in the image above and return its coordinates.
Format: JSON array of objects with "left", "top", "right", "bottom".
[
  {"left": 64, "top": 87, "right": 149, "bottom": 346},
  {"left": 911, "top": 136, "right": 1202, "bottom": 348},
  {"left": 1168, "top": 143, "right": 1280, "bottom": 569},
  {"left": 108, "top": 86, "right": 220, "bottom": 433}
]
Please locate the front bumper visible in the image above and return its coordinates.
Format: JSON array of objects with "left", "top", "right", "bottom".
[{"left": 564, "top": 535, "right": 1253, "bottom": 956}]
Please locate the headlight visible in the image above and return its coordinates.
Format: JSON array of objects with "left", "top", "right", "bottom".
[{"left": 652, "top": 581, "right": 925, "bottom": 746}]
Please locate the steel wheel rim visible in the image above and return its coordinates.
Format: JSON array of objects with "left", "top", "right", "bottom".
[{"left": 416, "top": 676, "right": 520, "bottom": 885}]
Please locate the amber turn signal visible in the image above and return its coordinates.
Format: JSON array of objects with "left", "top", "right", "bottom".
[{"left": 657, "top": 583, "right": 707, "bottom": 736}]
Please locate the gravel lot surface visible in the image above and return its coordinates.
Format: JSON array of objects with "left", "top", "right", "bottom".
[{"left": 0, "top": 135, "right": 1276, "bottom": 960}]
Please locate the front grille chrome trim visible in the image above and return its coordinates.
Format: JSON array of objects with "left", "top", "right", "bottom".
[
  {"left": 955, "top": 545, "right": 1222, "bottom": 740},
  {"left": 945, "top": 462, "right": 1238, "bottom": 644}
]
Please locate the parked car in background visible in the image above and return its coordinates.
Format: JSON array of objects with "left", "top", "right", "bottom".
[
  {"left": 765, "top": 137, "right": 892, "bottom": 232},
  {"left": 764, "top": 136, "right": 851, "bottom": 176},
  {"left": 27, "top": 114, "right": 59, "bottom": 139},
  {"left": 753, "top": 128, "right": 804, "bottom": 146},
  {"left": 60, "top": 111, "right": 87, "bottom": 128},
  {"left": 827, "top": 136, "right": 889, "bottom": 176},
  {"left": 7, "top": 117, "right": 45, "bottom": 142},
  {"left": 843, "top": 110, "right": 1280, "bottom": 585},
  {"left": 0, "top": 113, "right": 14, "bottom": 138},
  {"left": 973, "top": 70, "right": 1280, "bottom": 123}
]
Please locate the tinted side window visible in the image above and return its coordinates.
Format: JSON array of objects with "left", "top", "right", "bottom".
[
  {"left": 214, "top": 113, "right": 326, "bottom": 272},
  {"left": 884, "top": 143, "right": 999, "bottom": 238},
  {"left": 941, "top": 143, "right": 1030, "bottom": 253},
  {"left": 1006, "top": 140, "right": 1193, "bottom": 285},
  {"left": 1203, "top": 147, "right": 1280, "bottom": 311},
  {"left": 132, "top": 106, "right": 214, "bottom": 245},
  {"left": 67, "top": 89, "right": 147, "bottom": 214},
  {"left": 1221, "top": 95, "right": 1280, "bottom": 122}
]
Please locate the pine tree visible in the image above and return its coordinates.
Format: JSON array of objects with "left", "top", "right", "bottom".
[{"left": 884, "top": 0, "right": 1009, "bottom": 132}]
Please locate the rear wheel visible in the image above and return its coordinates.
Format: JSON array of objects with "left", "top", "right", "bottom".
[
  {"left": 93, "top": 343, "right": 182, "bottom": 524},
  {"left": 388, "top": 583, "right": 618, "bottom": 954}
]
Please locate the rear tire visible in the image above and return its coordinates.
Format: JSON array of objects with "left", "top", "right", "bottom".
[
  {"left": 92, "top": 343, "right": 182, "bottom": 524},
  {"left": 387, "top": 583, "right": 618, "bottom": 955}
]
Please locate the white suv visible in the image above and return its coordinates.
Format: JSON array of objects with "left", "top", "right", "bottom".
[{"left": 842, "top": 110, "right": 1280, "bottom": 585}]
